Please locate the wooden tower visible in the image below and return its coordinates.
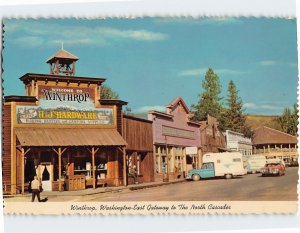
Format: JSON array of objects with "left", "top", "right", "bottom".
[{"left": 46, "top": 47, "right": 79, "bottom": 76}]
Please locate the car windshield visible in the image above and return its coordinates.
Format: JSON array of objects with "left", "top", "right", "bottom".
[{"left": 266, "top": 163, "right": 280, "bottom": 167}]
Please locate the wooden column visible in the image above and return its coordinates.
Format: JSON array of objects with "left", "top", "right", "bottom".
[
  {"left": 122, "top": 146, "right": 127, "bottom": 186},
  {"left": 92, "top": 147, "right": 96, "bottom": 189},
  {"left": 58, "top": 147, "right": 62, "bottom": 192},
  {"left": 20, "top": 147, "right": 30, "bottom": 195},
  {"left": 21, "top": 148, "right": 25, "bottom": 195}
]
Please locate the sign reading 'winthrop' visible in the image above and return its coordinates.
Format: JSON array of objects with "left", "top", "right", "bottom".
[{"left": 16, "top": 86, "right": 114, "bottom": 126}]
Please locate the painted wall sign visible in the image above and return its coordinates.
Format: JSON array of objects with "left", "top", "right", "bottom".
[
  {"left": 162, "top": 125, "right": 194, "bottom": 139},
  {"left": 185, "top": 146, "right": 198, "bottom": 155},
  {"left": 16, "top": 85, "right": 114, "bottom": 125}
]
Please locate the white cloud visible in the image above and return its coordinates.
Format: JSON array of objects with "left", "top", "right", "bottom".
[
  {"left": 155, "top": 17, "right": 243, "bottom": 26},
  {"left": 261, "top": 104, "right": 283, "bottom": 110},
  {"left": 259, "top": 60, "right": 298, "bottom": 68},
  {"left": 5, "top": 21, "right": 169, "bottom": 48},
  {"left": 244, "top": 102, "right": 258, "bottom": 109},
  {"left": 244, "top": 102, "right": 284, "bottom": 111},
  {"left": 178, "top": 67, "right": 244, "bottom": 77},
  {"left": 178, "top": 68, "right": 207, "bottom": 76},
  {"left": 259, "top": 60, "right": 277, "bottom": 66},
  {"left": 133, "top": 105, "right": 166, "bottom": 113}
]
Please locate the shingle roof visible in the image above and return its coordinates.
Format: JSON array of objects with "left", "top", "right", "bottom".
[
  {"left": 46, "top": 49, "right": 79, "bottom": 63},
  {"left": 252, "top": 126, "right": 297, "bottom": 145}
]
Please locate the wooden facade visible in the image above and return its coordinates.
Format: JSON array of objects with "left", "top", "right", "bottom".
[
  {"left": 148, "top": 97, "right": 202, "bottom": 182},
  {"left": 200, "top": 115, "right": 227, "bottom": 154},
  {"left": 122, "top": 115, "right": 154, "bottom": 184},
  {"left": 2, "top": 49, "right": 130, "bottom": 195},
  {"left": 253, "top": 126, "right": 298, "bottom": 161}
]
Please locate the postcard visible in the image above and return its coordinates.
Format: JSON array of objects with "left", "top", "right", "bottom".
[{"left": 2, "top": 17, "right": 298, "bottom": 215}]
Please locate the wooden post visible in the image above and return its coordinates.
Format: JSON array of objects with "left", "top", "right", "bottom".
[
  {"left": 58, "top": 147, "right": 62, "bottom": 192},
  {"left": 92, "top": 147, "right": 96, "bottom": 189},
  {"left": 21, "top": 148, "right": 25, "bottom": 195},
  {"left": 122, "top": 147, "right": 127, "bottom": 186}
]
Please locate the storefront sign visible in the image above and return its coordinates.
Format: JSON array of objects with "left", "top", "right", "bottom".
[
  {"left": 38, "top": 85, "right": 95, "bottom": 104},
  {"left": 185, "top": 147, "right": 198, "bottom": 155},
  {"left": 162, "top": 126, "right": 194, "bottom": 139},
  {"left": 16, "top": 106, "right": 113, "bottom": 125},
  {"left": 16, "top": 85, "right": 114, "bottom": 125}
]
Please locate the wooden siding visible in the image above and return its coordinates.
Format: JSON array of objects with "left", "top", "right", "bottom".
[
  {"left": 2, "top": 104, "right": 12, "bottom": 193},
  {"left": 117, "top": 106, "right": 123, "bottom": 135},
  {"left": 122, "top": 115, "right": 153, "bottom": 151}
]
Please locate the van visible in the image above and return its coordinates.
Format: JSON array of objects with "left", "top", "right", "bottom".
[{"left": 186, "top": 152, "right": 245, "bottom": 181}]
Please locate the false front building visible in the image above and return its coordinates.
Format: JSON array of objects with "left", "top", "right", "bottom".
[
  {"left": 148, "top": 97, "right": 202, "bottom": 181},
  {"left": 3, "top": 49, "right": 130, "bottom": 195}
]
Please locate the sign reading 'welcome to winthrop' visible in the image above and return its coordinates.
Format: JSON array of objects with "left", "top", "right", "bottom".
[{"left": 16, "top": 86, "right": 114, "bottom": 126}]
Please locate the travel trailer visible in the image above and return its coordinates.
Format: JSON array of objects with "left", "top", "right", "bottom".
[
  {"left": 186, "top": 152, "right": 245, "bottom": 181},
  {"left": 246, "top": 155, "right": 267, "bottom": 173}
]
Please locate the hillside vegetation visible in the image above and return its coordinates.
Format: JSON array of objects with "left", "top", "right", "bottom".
[{"left": 245, "top": 115, "right": 280, "bottom": 131}]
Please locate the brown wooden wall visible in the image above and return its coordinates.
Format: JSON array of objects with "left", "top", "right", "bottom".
[
  {"left": 117, "top": 106, "right": 123, "bottom": 134},
  {"left": 2, "top": 104, "right": 12, "bottom": 193},
  {"left": 122, "top": 115, "right": 153, "bottom": 151}
]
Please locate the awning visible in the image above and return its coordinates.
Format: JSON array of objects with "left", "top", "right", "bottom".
[{"left": 15, "top": 128, "right": 127, "bottom": 147}]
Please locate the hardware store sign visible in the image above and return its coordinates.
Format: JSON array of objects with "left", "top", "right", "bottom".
[{"left": 16, "top": 86, "right": 113, "bottom": 125}]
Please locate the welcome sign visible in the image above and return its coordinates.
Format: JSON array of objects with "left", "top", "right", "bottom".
[{"left": 16, "top": 85, "right": 114, "bottom": 125}]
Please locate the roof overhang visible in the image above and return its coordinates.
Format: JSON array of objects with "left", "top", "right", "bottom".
[{"left": 15, "top": 128, "right": 127, "bottom": 147}]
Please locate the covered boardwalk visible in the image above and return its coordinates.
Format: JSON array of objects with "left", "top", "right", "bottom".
[
  {"left": 15, "top": 128, "right": 127, "bottom": 194},
  {"left": 252, "top": 126, "right": 298, "bottom": 162}
]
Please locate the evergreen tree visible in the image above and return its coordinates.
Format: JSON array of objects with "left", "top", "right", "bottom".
[
  {"left": 277, "top": 104, "right": 298, "bottom": 136},
  {"left": 220, "top": 80, "right": 252, "bottom": 137},
  {"left": 191, "top": 68, "right": 222, "bottom": 121},
  {"left": 100, "top": 85, "right": 119, "bottom": 99}
]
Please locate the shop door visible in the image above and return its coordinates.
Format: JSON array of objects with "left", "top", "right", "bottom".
[{"left": 39, "top": 162, "right": 52, "bottom": 191}]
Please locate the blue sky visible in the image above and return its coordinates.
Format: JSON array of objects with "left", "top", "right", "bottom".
[{"left": 3, "top": 17, "right": 298, "bottom": 115}]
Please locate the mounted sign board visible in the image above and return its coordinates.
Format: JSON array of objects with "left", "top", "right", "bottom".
[
  {"left": 16, "top": 85, "right": 114, "bottom": 126},
  {"left": 185, "top": 146, "right": 198, "bottom": 155}
]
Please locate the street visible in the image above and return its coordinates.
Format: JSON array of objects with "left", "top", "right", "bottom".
[
  {"left": 77, "top": 167, "right": 298, "bottom": 202},
  {"left": 4, "top": 167, "right": 298, "bottom": 202}
]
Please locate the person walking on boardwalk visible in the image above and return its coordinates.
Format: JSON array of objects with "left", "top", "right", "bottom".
[{"left": 31, "top": 176, "right": 42, "bottom": 202}]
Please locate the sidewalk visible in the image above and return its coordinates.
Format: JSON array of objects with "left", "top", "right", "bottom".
[{"left": 3, "top": 178, "right": 186, "bottom": 198}]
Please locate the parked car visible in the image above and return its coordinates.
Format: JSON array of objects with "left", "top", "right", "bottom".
[
  {"left": 186, "top": 152, "right": 245, "bottom": 181},
  {"left": 261, "top": 162, "right": 285, "bottom": 176},
  {"left": 290, "top": 157, "right": 299, "bottom": 167}
]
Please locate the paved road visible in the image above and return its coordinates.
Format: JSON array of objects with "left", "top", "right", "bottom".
[
  {"left": 74, "top": 167, "right": 298, "bottom": 202},
  {"left": 5, "top": 167, "right": 298, "bottom": 202}
]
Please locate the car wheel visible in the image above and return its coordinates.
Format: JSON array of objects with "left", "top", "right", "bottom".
[
  {"left": 192, "top": 174, "right": 201, "bottom": 181},
  {"left": 225, "top": 174, "right": 233, "bottom": 179}
]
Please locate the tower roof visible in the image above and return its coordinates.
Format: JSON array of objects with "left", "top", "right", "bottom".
[{"left": 46, "top": 49, "right": 79, "bottom": 63}]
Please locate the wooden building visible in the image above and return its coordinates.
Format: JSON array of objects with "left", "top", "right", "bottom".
[
  {"left": 224, "top": 130, "right": 253, "bottom": 156},
  {"left": 148, "top": 97, "right": 201, "bottom": 181},
  {"left": 3, "top": 49, "right": 129, "bottom": 195},
  {"left": 122, "top": 115, "right": 154, "bottom": 185},
  {"left": 252, "top": 126, "right": 298, "bottom": 160},
  {"left": 200, "top": 115, "right": 227, "bottom": 154}
]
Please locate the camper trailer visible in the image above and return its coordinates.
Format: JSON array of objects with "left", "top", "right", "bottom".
[
  {"left": 246, "top": 155, "right": 267, "bottom": 173},
  {"left": 186, "top": 152, "right": 245, "bottom": 181}
]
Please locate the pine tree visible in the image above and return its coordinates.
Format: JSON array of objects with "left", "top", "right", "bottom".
[
  {"left": 191, "top": 68, "right": 222, "bottom": 121},
  {"left": 277, "top": 104, "right": 298, "bottom": 136},
  {"left": 101, "top": 85, "right": 119, "bottom": 99},
  {"left": 220, "top": 80, "right": 251, "bottom": 136}
]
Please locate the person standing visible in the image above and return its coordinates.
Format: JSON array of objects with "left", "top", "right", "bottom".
[{"left": 31, "top": 176, "right": 41, "bottom": 202}]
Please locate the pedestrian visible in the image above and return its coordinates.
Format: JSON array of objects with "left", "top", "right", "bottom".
[
  {"left": 31, "top": 176, "right": 42, "bottom": 202},
  {"left": 129, "top": 165, "right": 138, "bottom": 184}
]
